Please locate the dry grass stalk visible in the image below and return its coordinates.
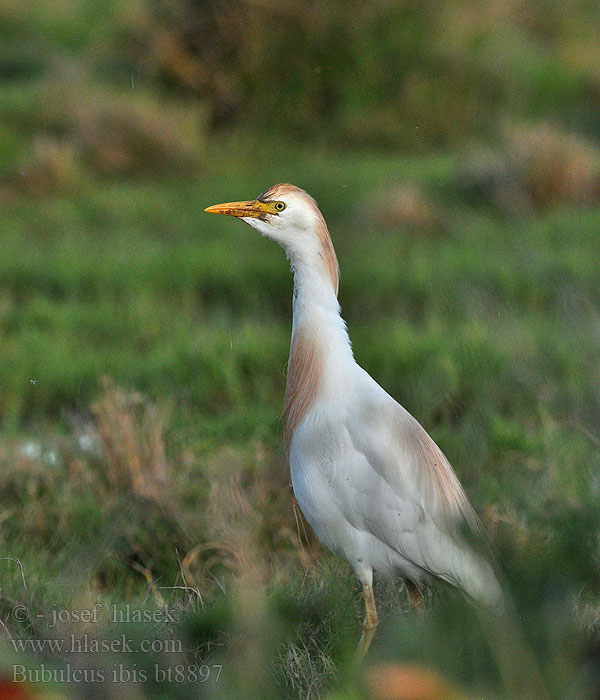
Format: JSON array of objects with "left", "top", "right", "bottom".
[{"left": 92, "top": 377, "right": 171, "bottom": 503}]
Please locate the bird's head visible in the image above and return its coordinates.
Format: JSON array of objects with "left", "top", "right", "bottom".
[
  {"left": 205, "top": 183, "right": 321, "bottom": 248},
  {"left": 205, "top": 183, "right": 339, "bottom": 293}
]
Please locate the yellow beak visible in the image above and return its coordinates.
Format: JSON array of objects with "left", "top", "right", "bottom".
[{"left": 204, "top": 199, "right": 270, "bottom": 218}]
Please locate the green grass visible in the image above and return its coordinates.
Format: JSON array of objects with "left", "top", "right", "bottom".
[{"left": 1, "top": 0, "right": 600, "bottom": 695}]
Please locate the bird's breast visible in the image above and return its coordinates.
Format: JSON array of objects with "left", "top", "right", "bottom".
[
  {"left": 282, "top": 330, "right": 325, "bottom": 448},
  {"left": 288, "top": 407, "right": 357, "bottom": 559}
]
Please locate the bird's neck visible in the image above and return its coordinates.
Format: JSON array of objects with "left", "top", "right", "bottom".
[
  {"left": 290, "top": 263, "right": 348, "bottom": 349},
  {"left": 289, "top": 233, "right": 351, "bottom": 361},
  {"left": 283, "top": 238, "right": 353, "bottom": 447}
]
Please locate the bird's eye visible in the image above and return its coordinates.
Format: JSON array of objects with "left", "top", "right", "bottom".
[{"left": 273, "top": 201, "right": 286, "bottom": 212}]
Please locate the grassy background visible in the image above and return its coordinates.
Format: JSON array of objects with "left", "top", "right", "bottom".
[{"left": 1, "top": 1, "right": 600, "bottom": 699}]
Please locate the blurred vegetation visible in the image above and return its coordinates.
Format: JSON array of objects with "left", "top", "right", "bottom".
[{"left": 1, "top": 0, "right": 600, "bottom": 699}]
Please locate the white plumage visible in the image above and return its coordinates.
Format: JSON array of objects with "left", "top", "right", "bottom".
[{"left": 205, "top": 184, "right": 502, "bottom": 660}]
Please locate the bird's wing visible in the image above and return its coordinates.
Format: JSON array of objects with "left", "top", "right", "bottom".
[
  {"left": 339, "top": 388, "right": 501, "bottom": 604},
  {"left": 347, "top": 392, "right": 481, "bottom": 536}
]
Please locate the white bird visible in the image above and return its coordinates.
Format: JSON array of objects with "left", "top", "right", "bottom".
[{"left": 205, "top": 184, "right": 502, "bottom": 661}]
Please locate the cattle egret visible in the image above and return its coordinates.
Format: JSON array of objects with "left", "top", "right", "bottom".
[{"left": 205, "top": 184, "right": 502, "bottom": 662}]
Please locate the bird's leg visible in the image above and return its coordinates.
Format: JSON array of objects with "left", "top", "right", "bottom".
[
  {"left": 354, "top": 582, "right": 379, "bottom": 665},
  {"left": 406, "top": 580, "right": 425, "bottom": 612}
]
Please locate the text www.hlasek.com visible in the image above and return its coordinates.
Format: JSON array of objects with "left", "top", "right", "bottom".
[{"left": 11, "top": 633, "right": 182, "bottom": 655}]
